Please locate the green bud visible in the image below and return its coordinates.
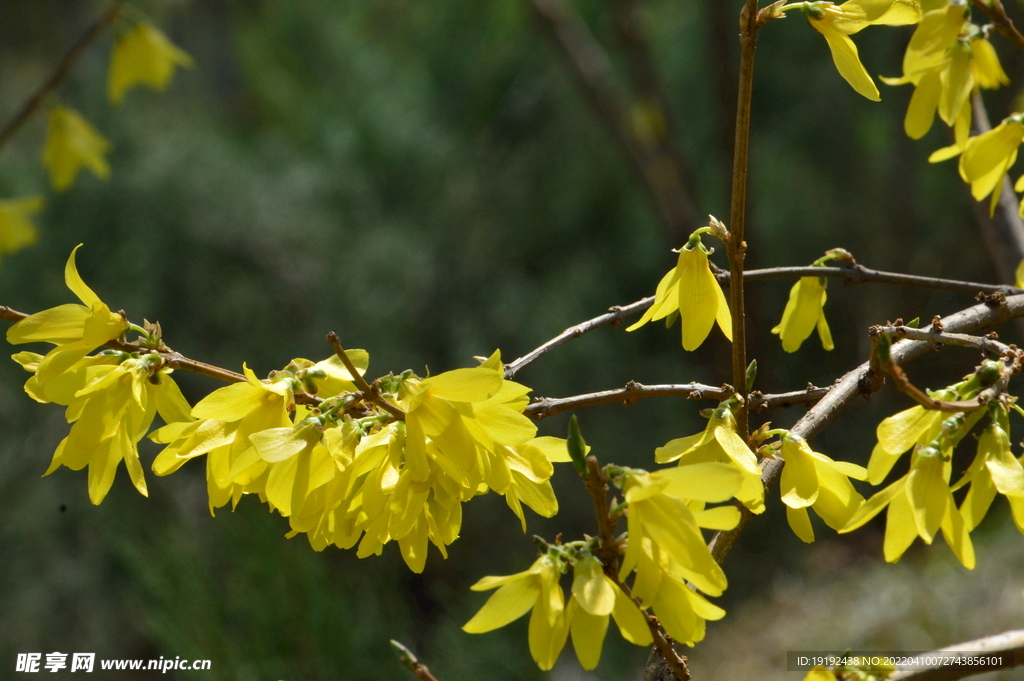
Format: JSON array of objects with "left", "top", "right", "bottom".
[
  {"left": 567, "top": 415, "right": 589, "bottom": 476},
  {"left": 746, "top": 359, "right": 757, "bottom": 391},
  {"left": 389, "top": 640, "right": 418, "bottom": 668}
]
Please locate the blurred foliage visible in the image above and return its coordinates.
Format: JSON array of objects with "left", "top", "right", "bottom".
[{"left": 1, "top": 0, "right": 1022, "bottom": 679}]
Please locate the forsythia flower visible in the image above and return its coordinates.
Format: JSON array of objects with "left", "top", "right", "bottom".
[
  {"left": 775, "top": 433, "right": 867, "bottom": 542},
  {"left": 0, "top": 196, "right": 43, "bottom": 261},
  {"left": 801, "top": 0, "right": 922, "bottom": 102},
  {"left": 12, "top": 350, "right": 192, "bottom": 504},
  {"left": 463, "top": 555, "right": 570, "bottom": 670},
  {"left": 618, "top": 466, "right": 741, "bottom": 645},
  {"left": 109, "top": 22, "right": 195, "bottom": 104},
  {"left": 42, "top": 106, "right": 111, "bottom": 191},
  {"left": 150, "top": 350, "right": 567, "bottom": 573},
  {"left": 627, "top": 232, "right": 731, "bottom": 351},
  {"left": 842, "top": 443, "right": 975, "bottom": 568},
  {"left": 955, "top": 417, "right": 1024, "bottom": 532},
  {"left": 655, "top": 406, "right": 764, "bottom": 513},
  {"left": 865, "top": 399, "right": 982, "bottom": 484},
  {"left": 772, "top": 276, "right": 833, "bottom": 352},
  {"left": 7, "top": 245, "right": 128, "bottom": 383},
  {"left": 957, "top": 115, "right": 1024, "bottom": 215}
]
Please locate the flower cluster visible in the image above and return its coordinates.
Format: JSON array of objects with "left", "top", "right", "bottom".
[
  {"left": 839, "top": 371, "right": 1024, "bottom": 568},
  {"left": 463, "top": 462, "right": 744, "bottom": 669}
]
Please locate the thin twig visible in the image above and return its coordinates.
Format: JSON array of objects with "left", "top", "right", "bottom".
[
  {"left": 747, "top": 386, "right": 830, "bottom": 412},
  {"left": 727, "top": 265, "right": 1023, "bottom": 296},
  {"left": 504, "top": 266, "right": 1020, "bottom": 380},
  {"left": 708, "top": 293, "right": 1024, "bottom": 564},
  {"left": 970, "top": 0, "right": 1024, "bottom": 54},
  {"left": 326, "top": 331, "right": 405, "bottom": 421},
  {"left": 504, "top": 297, "right": 653, "bottom": 378},
  {"left": 524, "top": 381, "right": 732, "bottom": 419},
  {"left": 0, "top": 0, "right": 126, "bottom": 154},
  {"left": 873, "top": 324, "right": 1012, "bottom": 356},
  {"left": 888, "top": 629, "right": 1024, "bottom": 681}
]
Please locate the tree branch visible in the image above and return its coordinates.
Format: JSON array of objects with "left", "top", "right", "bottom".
[
  {"left": 525, "top": 381, "right": 732, "bottom": 419},
  {"left": 888, "top": 629, "right": 1024, "bottom": 681},
  {"left": 523, "top": 0, "right": 698, "bottom": 237},
  {"left": 726, "top": 0, "right": 761, "bottom": 440},
  {"left": 504, "top": 266, "right": 1020, "bottom": 381},
  {"left": 0, "top": 0, "right": 126, "bottom": 154},
  {"left": 708, "top": 293, "right": 1024, "bottom": 564},
  {"left": 970, "top": 0, "right": 1024, "bottom": 54},
  {"left": 873, "top": 324, "right": 1011, "bottom": 356}
]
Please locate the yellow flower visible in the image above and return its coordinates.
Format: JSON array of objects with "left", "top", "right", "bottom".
[
  {"left": 42, "top": 106, "right": 111, "bottom": 191},
  {"left": 7, "top": 245, "right": 128, "bottom": 383},
  {"left": 867, "top": 400, "right": 982, "bottom": 484},
  {"left": 109, "top": 22, "right": 194, "bottom": 105},
  {"left": 619, "top": 466, "right": 741, "bottom": 640},
  {"left": 956, "top": 420, "right": 1024, "bottom": 530},
  {"left": 772, "top": 276, "right": 833, "bottom": 352},
  {"left": 41, "top": 356, "right": 192, "bottom": 504},
  {"left": 0, "top": 196, "right": 43, "bottom": 261},
  {"left": 803, "top": 0, "right": 922, "bottom": 102},
  {"left": 463, "top": 555, "right": 570, "bottom": 671},
  {"left": 843, "top": 445, "right": 975, "bottom": 568},
  {"left": 627, "top": 233, "right": 732, "bottom": 350},
  {"left": 960, "top": 116, "right": 1024, "bottom": 215},
  {"left": 655, "top": 406, "right": 764, "bottom": 513},
  {"left": 775, "top": 433, "right": 867, "bottom": 542}
]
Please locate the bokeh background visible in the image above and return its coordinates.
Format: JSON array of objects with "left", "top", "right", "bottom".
[{"left": 1, "top": 1, "right": 1023, "bottom": 679}]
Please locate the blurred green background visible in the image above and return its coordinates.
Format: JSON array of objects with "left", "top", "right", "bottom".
[{"left": 1, "top": 0, "right": 1022, "bottom": 679}]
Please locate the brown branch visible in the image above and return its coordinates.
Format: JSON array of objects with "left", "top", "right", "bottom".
[
  {"left": 525, "top": 381, "right": 732, "bottom": 419},
  {"left": 524, "top": 0, "right": 697, "bottom": 238},
  {"left": 873, "top": 324, "right": 1012, "bottom": 356},
  {"left": 970, "top": 0, "right": 1024, "bottom": 54},
  {"left": 326, "top": 331, "right": 405, "bottom": 421},
  {"left": 886, "top": 629, "right": 1024, "bottom": 681},
  {"left": 524, "top": 380, "right": 828, "bottom": 419},
  {"left": 504, "top": 297, "right": 653, "bottom": 379},
  {"left": 0, "top": 0, "right": 126, "bottom": 154},
  {"left": 389, "top": 640, "right": 441, "bottom": 681},
  {"left": 708, "top": 293, "right": 1024, "bottom": 564},
  {"left": 504, "top": 266, "right": 1020, "bottom": 381},
  {"left": 747, "top": 386, "right": 830, "bottom": 412},
  {"left": 727, "top": 265, "right": 1023, "bottom": 296},
  {"left": 726, "top": 0, "right": 761, "bottom": 440}
]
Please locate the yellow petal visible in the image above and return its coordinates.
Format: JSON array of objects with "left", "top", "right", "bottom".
[
  {"left": 108, "top": 22, "right": 194, "bottom": 104},
  {"left": 524, "top": 436, "right": 573, "bottom": 463},
  {"left": 568, "top": 598, "right": 609, "bottom": 670},
  {"left": 42, "top": 107, "right": 111, "bottom": 191},
  {"left": 938, "top": 43, "right": 972, "bottom": 127},
  {"left": 626, "top": 265, "right": 680, "bottom": 331},
  {"left": 787, "top": 505, "right": 815, "bottom": 543},
  {"left": 905, "top": 68, "right": 942, "bottom": 139},
  {"left": 677, "top": 247, "right": 720, "bottom": 350},
  {"left": 611, "top": 587, "right": 653, "bottom": 646},
  {"left": 940, "top": 501, "right": 975, "bottom": 569},
  {"left": 780, "top": 438, "right": 820, "bottom": 508},
  {"left": 883, "top": 483, "right": 919, "bottom": 562},
  {"left": 652, "top": 462, "right": 743, "bottom": 502},
  {"left": 571, "top": 555, "right": 616, "bottom": 616},
  {"left": 907, "top": 454, "right": 947, "bottom": 542},
  {"left": 463, "top": 576, "right": 541, "bottom": 633},
  {"left": 420, "top": 367, "right": 502, "bottom": 402},
  {"left": 810, "top": 18, "right": 881, "bottom": 101},
  {"left": 693, "top": 505, "right": 742, "bottom": 530},
  {"left": 972, "top": 38, "right": 1009, "bottom": 90},
  {"left": 0, "top": 195, "right": 43, "bottom": 259}
]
